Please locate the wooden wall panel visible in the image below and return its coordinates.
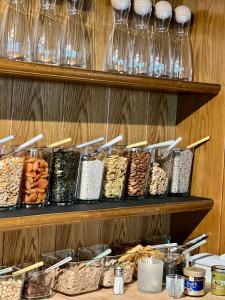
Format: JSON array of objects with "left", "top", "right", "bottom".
[
  {"left": 0, "top": 232, "right": 4, "bottom": 266},
  {"left": 0, "top": 215, "right": 170, "bottom": 265},
  {"left": 107, "top": 89, "right": 149, "bottom": 143},
  {"left": 62, "top": 85, "right": 109, "bottom": 144},
  {"left": 183, "top": 0, "right": 225, "bottom": 85},
  {"left": 10, "top": 79, "right": 64, "bottom": 145},
  {"left": 0, "top": 77, "right": 12, "bottom": 140},
  {"left": 174, "top": 0, "right": 225, "bottom": 254},
  {"left": 176, "top": 90, "right": 225, "bottom": 254},
  {"left": 147, "top": 93, "right": 177, "bottom": 143}
]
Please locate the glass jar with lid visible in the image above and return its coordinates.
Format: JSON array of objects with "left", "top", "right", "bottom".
[
  {"left": 20, "top": 147, "right": 53, "bottom": 207},
  {"left": 49, "top": 147, "right": 81, "bottom": 206},
  {"left": 77, "top": 147, "right": 106, "bottom": 202},
  {"left": 184, "top": 267, "right": 206, "bottom": 297},
  {"left": 211, "top": 265, "right": 225, "bottom": 296},
  {"left": 147, "top": 147, "right": 172, "bottom": 197},
  {"left": 170, "top": 148, "right": 194, "bottom": 196},
  {"left": 102, "top": 146, "right": 129, "bottom": 201},
  {"left": 125, "top": 148, "right": 151, "bottom": 198}
]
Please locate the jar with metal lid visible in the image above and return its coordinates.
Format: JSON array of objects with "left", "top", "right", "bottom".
[
  {"left": 211, "top": 265, "right": 225, "bottom": 296},
  {"left": 184, "top": 267, "right": 206, "bottom": 297}
]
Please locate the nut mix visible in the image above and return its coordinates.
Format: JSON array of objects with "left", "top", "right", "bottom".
[
  {"left": 170, "top": 149, "right": 193, "bottom": 195},
  {"left": 0, "top": 156, "right": 24, "bottom": 209},
  {"left": 102, "top": 152, "right": 128, "bottom": 199},
  {"left": 126, "top": 150, "right": 150, "bottom": 197},
  {"left": 101, "top": 257, "right": 134, "bottom": 287},
  {"left": 21, "top": 149, "right": 52, "bottom": 206},
  {"left": 0, "top": 277, "right": 24, "bottom": 300},
  {"left": 148, "top": 163, "right": 169, "bottom": 196},
  {"left": 54, "top": 261, "right": 102, "bottom": 296},
  {"left": 148, "top": 148, "right": 172, "bottom": 196}
]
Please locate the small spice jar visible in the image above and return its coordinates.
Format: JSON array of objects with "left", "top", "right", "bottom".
[
  {"left": 102, "top": 147, "right": 129, "bottom": 201},
  {"left": 184, "top": 267, "right": 206, "bottom": 297},
  {"left": 125, "top": 148, "right": 151, "bottom": 198},
  {"left": 211, "top": 265, "right": 225, "bottom": 296}
]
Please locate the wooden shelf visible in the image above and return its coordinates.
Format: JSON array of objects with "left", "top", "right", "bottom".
[
  {"left": 0, "top": 197, "right": 213, "bottom": 230},
  {"left": 52, "top": 283, "right": 219, "bottom": 300},
  {"left": 0, "top": 59, "right": 220, "bottom": 95}
]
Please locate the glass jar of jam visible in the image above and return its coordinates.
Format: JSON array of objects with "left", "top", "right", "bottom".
[
  {"left": 211, "top": 265, "right": 225, "bottom": 296},
  {"left": 184, "top": 267, "right": 206, "bottom": 297}
]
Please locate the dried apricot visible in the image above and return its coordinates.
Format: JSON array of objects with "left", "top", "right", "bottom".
[
  {"left": 25, "top": 163, "right": 33, "bottom": 173},
  {"left": 41, "top": 174, "right": 49, "bottom": 179},
  {"left": 29, "top": 193, "right": 38, "bottom": 202},
  {"left": 38, "top": 159, "right": 48, "bottom": 169},
  {"left": 38, "top": 192, "right": 46, "bottom": 201},
  {"left": 32, "top": 161, "right": 39, "bottom": 171},
  {"left": 34, "top": 174, "right": 41, "bottom": 182},
  {"left": 25, "top": 157, "right": 35, "bottom": 163},
  {"left": 38, "top": 178, "right": 48, "bottom": 188},
  {"left": 25, "top": 181, "right": 31, "bottom": 190},
  {"left": 25, "top": 172, "right": 36, "bottom": 178},
  {"left": 31, "top": 182, "right": 39, "bottom": 188},
  {"left": 26, "top": 176, "right": 33, "bottom": 184}
]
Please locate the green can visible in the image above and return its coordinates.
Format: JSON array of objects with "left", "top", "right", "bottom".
[{"left": 211, "top": 265, "right": 225, "bottom": 296}]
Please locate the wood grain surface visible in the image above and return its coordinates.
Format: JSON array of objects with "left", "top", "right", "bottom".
[
  {"left": 175, "top": 0, "right": 225, "bottom": 254},
  {"left": 0, "top": 0, "right": 224, "bottom": 264},
  {"left": 0, "top": 197, "right": 213, "bottom": 231},
  {"left": 0, "top": 215, "right": 170, "bottom": 265},
  {"left": 52, "top": 283, "right": 221, "bottom": 300},
  {"left": 0, "top": 60, "right": 220, "bottom": 94}
]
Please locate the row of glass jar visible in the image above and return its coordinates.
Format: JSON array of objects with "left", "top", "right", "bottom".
[
  {"left": 0, "top": 0, "right": 193, "bottom": 81},
  {"left": 0, "top": 145, "right": 194, "bottom": 210}
]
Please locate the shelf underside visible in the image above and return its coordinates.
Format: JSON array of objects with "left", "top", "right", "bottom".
[
  {"left": 0, "top": 196, "right": 213, "bottom": 230},
  {"left": 0, "top": 59, "right": 220, "bottom": 95}
]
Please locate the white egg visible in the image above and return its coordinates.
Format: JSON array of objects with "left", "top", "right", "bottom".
[
  {"left": 175, "top": 5, "right": 192, "bottom": 24},
  {"left": 134, "top": 0, "right": 152, "bottom": 16},
  {"left": 155, "top": 1, "right": 172, "bottom": 20},
  {"left": 111, "top": 0, "right": 131, "bottom": 11}
]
